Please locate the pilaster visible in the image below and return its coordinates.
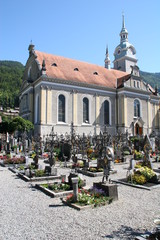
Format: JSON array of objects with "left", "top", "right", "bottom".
[
  {"left": 73, "top": 91, "right": 77, "bottom": 125},
  {"left": 95, "top": 95, "right": 100, "bottom": 124},
  {"left": 47, "top": 88, "right": 52, "bottom": 124},
  {"left": 40, "top": 88, "right": 46, "bottom": 124}
]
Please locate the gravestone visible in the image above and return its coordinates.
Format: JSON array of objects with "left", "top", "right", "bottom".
[
  {"left": 51, "top": 166, "right": 57, "bottom": 176},
  {"left": 25, "top": 156, "right": 29, "bottom": 166},
  {"left": 72, "top": 177, "right": 79, "bottom": 202},
  {"left": 134, "top": 139, "right": 140, "bottom": 151},
  {"left": 116, "top": 150, "right": 122, "bottom": 160},
  {"left": 93, "top": 182, "right": 118, "bottom": 201},
  {"left": 68, "top": 172, "right": 78, "bottom": 188}
]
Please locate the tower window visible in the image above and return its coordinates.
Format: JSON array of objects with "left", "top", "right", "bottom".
[{"left": 74, "top": 68, "right": 79, "bottom": 71}]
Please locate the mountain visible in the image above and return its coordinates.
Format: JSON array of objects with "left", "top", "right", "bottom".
[
  {"left": 0, "top": 60, "right": 159, "bottom": 110},
  {"left": 0, "top": 61, "right": 24, "bottom": 109},
  {"left": 140, "top": 71, "right": 160, "bottom": 92}
]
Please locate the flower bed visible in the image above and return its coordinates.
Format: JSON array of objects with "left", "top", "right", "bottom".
[
  {"left": 112, "top": 165, "right": 160, "bottom": 190},
  {"left": 36, "top": 182, "right": 73, "bottom": 198},
  {"left": 128, "top": 166, "right": 158, "bottom": 185},
  {"left": 41, "top": 182, "right": 71, "bottom": 192},
  {"left": 0, "top": 156, "right": 25, "bottom": 165}
]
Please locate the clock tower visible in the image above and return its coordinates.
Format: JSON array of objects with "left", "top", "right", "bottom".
[{"left": 113, "top": 15, "right": 138, "bottom": 73}]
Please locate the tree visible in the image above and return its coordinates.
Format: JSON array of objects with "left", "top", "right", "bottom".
[
  {"left": 0, "top": 116, "right": 34, "bottom": 134},
  {"left": 10, "top": 117, "right": 34, "bottom": 133}
]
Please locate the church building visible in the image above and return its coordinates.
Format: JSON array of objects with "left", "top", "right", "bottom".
[{"left": 19, "top": 16, "right": 160, "bottom": 137}]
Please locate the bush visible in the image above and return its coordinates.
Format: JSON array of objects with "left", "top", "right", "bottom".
[
  {"left": 77, "top": 160, "right": 84, "bottom": 168},
  {"left": 132, "top": 173, "right": 147, "bottom": 185},
  {"left": 35, "top": 169, "right": 45, "bottom": 177},
  {"left": 139, "top": 167, "right": 158, "bottom": 183}
]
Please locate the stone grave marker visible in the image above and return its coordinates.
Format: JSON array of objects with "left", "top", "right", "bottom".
[{"left": 72, "top": 177, "right": 79, "bottom": 202}]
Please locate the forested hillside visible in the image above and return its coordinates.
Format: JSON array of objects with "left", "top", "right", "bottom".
[
  {"left": 140, "top": 71, "right": 160, "bottom": 92},
  {"left": 0, "top": 60, "right": 159, "bottom": 110},
  {"left": 0, "top": 61, "right": 24, "bottom": 109}
]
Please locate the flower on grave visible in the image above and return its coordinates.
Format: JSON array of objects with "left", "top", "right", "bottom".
[{"left": 66, "top": 193, "right": 74, "bottom": 203}]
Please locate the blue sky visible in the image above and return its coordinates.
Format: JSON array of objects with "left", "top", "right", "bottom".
[{"left": 0, "top": 0, "right": 160, "bottom": 73}]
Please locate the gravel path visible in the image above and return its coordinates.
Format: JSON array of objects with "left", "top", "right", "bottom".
[{"left": 0, "top": 161, "right": 160, "bottom": 240}]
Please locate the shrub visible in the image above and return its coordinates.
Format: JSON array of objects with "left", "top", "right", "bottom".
[
  {"left": 78, "top": 177, "right": 85, "bottom": 188},
  {"left": 49, "top": 183, "right": 70, "bottom": 191},
  {"left": 89, "top": 167, "right": 97, "bottom": 172},
  {"left": 139, "top": 167, "right": 157, "bottom": 182},
  {"left": 35, "top": 169, "right": 45, "bottom": 177},
  {"left": 132, "top": 173, "right": 147, "bottom": 185},
  {"left": 77, "top": 160, "right": 84, "bottom": 168}
]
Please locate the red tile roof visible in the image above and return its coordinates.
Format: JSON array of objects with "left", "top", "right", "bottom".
[{"left": 35, "top": 50, "right": 129, "bottom": 88}]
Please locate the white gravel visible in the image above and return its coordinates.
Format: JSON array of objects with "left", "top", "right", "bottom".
[{"left": 0, "top": 160, "right": 160, "bottom": 240}]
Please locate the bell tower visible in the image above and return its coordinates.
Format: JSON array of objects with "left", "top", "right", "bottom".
[{"left": 113, "top": 15, "right": 138, "bottom": 73}]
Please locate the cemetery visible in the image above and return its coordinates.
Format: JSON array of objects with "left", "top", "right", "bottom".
[{"left": 0, "top": 124, "right": 160, "bottom": 239}]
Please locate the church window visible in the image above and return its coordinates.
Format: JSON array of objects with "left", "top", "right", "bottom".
[
  {"left": 137, "top": 82, "right": 140, "bottom": 88},
  {"left": 58, "top": 94, "right": 65, "bottom": 122},
  {"left": 134, "top": 81, "right": 136, "bottom": 87},
  {"left": 134, "top": 99, "right": 140, "bottom": 117},
  {"left": 74, "top": 68, "right": 79, "bottom": 71},
  {"left": 83, "top": 97, "right": 89, "bottom": 123},
  {"left": 104, "top": 100, "right": 110, "bottom": 125}
]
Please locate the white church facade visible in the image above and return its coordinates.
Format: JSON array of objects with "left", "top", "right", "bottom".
[{"left": 19, "top": 16, "right": 160, "bottom": 137}]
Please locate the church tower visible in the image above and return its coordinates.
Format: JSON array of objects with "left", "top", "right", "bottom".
[
  {"left": 104, "top": 45, "right": 111, "bottom": 69},
  {"left": 113, "top": 15, "right": 138, "bottom": 73}
]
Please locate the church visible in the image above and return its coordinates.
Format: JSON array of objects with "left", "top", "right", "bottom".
[{"left": 19, "top": 16, "right": 160, "bottom": 137}]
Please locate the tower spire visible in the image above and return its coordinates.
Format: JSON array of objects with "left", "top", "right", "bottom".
[
  {"left": 104, "top": 45, "right": 111, "bottom": 69},
  {"left": 122, "top": 12, "right": 125, "bottom": 29},
  {"left": 120, "top": 14, "right": 128, "bottom": 43}
]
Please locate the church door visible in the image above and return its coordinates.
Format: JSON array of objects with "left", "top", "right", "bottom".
[{"left": 135, "top": 123, "right": 143, "bottom": 136}]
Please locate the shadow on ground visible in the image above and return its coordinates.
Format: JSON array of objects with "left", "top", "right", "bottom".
[{"left": 103, "top": 225, "right": 152, "bottom": 239}]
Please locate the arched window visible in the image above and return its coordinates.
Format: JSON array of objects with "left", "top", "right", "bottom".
[
  {"left": 58, "top": 94, "right": 65, "bottom": 122},
  {"left": 104, "top": 100, "right": 110, "bottom": 125},
  {"left": 83, "top": 97, "right": 89, "bottom": 123},
  {"left": 134, "top": 99, "right": 140, "bottom": 117}
]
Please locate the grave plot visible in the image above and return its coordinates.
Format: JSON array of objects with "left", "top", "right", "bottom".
[
  {"left": 112, "top": 136, "right": 160, "bottom": 190},
  {"left": 35, "top": 173, "right": 86, "bottom": 198},
  {"left": 0, "top": 154, "right": 25, "bottom": 167},
  {"left": 62, "top": 176, "right": 117, "bottom": 210},
  {"left": 17, "top": 165, "right": 62, "bottom": 182},
  {"left": 113, "top": 131, "right": 132, "bottom": 164}
]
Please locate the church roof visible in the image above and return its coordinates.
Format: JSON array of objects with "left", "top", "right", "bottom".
[{"left": 34, "top": 50, "right": 129, "bottom": 89}]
